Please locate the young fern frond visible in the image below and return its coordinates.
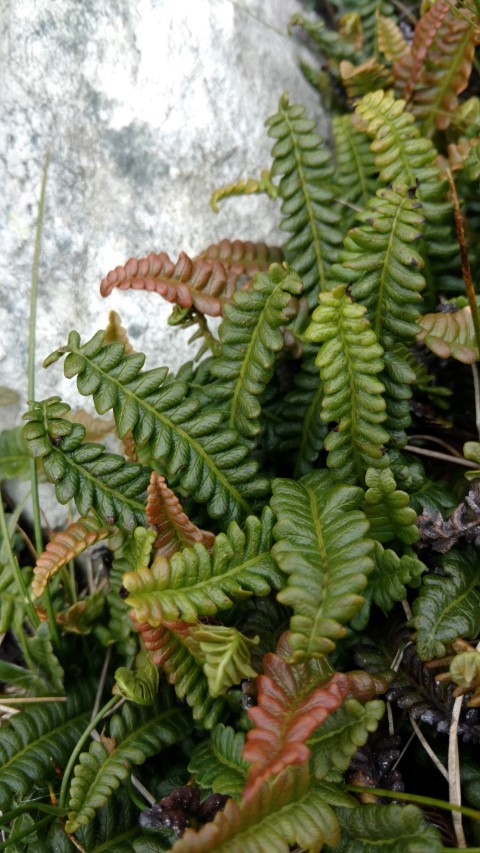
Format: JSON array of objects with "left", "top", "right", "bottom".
[
  {"left": 336, "top": 0, "right": 396, "bottom": 59},
  {"left": 22, "top": 398, "right": 150, "bottom": 531},
  {"left": 377, "top": 14, "right": 409, "bottom": 63},
  {"left": 189, "top": 724, "right": 249, "bottom": 799},
  {"left": 186, "top": 625, "right": 258, "bottom": 697},
  {"left": 362, "top": 467, "right": 419, "bottom": 545},
  {"left": 209, "top": 264, "right": 303, "bottom": 438},
  {"left": 209, "top": 170, "right": 278, "bottom": 213},
  {"left": 45, "top": 332, "right": 269, "bottom": 522},
  {"left": 306, "top": 285, "right": 390, "bottom": 483},
  {"left": 271, "top": 471, "right": 374, "bottom": 660},
  {"left": 289, "top": 13, "right": 357, "bottom": 62},
  {"left": 309, "top": 697, "right": 385, "bottom": 781},
  {"left": 266, "top": 95, "right": 343, "bottom": 304},
  {"left": 123, "top": 510, "right": 282, "bottom": 624},
  {"left": 417, "top": 304, "right": 479, "bottom": 362},
  {"left": 195, "top": 238, "right": 283, "bottom": 277},
  {"left": 65, "top": 699, "right": 192, "bottom": 833},
  {"left": 146, "top": 471, "right": 215, "bottom": 558},
  {"left": 332, "top": 114, "right": 379, "bottom": 229},
  {"left": 134, "top": 619, "right": 228, "bottom": 728},
  {"left": 171, "top": 764, "right": 344, "bottom": 853},
  {"left": 275, "top": 349, "right": 327, "bottom": 477},
  {"left": 32, "top": 514, "right": 112, "bottom": 599}
]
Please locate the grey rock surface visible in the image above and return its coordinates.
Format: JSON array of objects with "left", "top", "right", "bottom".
[{"left": 0, "top": 0, "right": 325, "bottom": 522}]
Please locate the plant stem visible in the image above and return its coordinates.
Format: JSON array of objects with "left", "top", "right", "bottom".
[
  {"left": 59, "top": 696, "right": 118, "bottom": 808},
  {"left": 0, "top": 495, "right": 39, "bottom": 629},
  {"left": 0, "top": 815, "right": 53, "bottom": 849},
  {"left": 0, "top": 803, "right": 67, "bottom": 825},
  {"left": 345, "top": 784, "right": 480, "bottom": 821},
  {"left": 446, "top": 169, "right": 480, "bottom": 361}
]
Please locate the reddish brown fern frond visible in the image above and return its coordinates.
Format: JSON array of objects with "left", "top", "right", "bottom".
[
  {"left": 32, "top": 515, "right": 111, "bottom": 599},
  {"left": 104, "top": 309, "right": 134, "bottom": 354},
  {"left": 133, "top": 618, "right": 191, "bottom": 666},
  {"left": 146, "top": 472, "right": 215, "bottom": 558},
  {"left": 195, "top": 239, "right": 283, "bottom": 282},
  {"left": 242, "top": 650, "right": 349, "bottom": 797},
  {"left": 393, "top": 0, "right": 480, "bottom": 133},
  {"left": 100, "top": 251, "right": 237, "bottom": 317}
]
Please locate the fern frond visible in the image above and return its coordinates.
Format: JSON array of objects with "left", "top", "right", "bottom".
[
  {"left": 266, "top": 95, "right": 343, "bottom": 304},
  {"left": 288, "top": 13, "right": 357, "bottom": 62},
  {"left": 186, "top": 625, "right": 258, "bottom": 697},
  {"left": 305, "top": 285, "right": 390, "bottom": 483},
  {"left": 413, "top": 547, "right": 480, "bottom": 660},
  {"left": 22, "top": 398, "right": 150, "bottom": 531},
  {"left": 171, "top": 764, "right": 342, "bottom": 852},
  {"left": 243, "top": 650, "right": 349, "bottom": 795},
  {"left": 0, "top": 426, "right": 31, "bottom": 481},
  {"left": 309, "top": 697, "right": 385, "bottom": 781},
  {"left": 363, "top": 467, "right": 419, "bottom": 545},
  {"left": 354, "top": 542, "right": 425, "bottom": 629},
  {"left": 195, "top": 239, "right": 283, "bottom": 278},
  {"left": 114, "top": 649, "right": 159, "bottom": 705},
  {"left": 332, "top": 114, "right": 379, "bottom": 224},
  {"left": 189, "top": 724, "right": 248, "bottom": 799},
  {"left": 32, "top": 514, "right": 112, "bottom": 599},
  {"left": 0, "top": 682, "right": 95, "bottom": 811},
  {"left": 339, "top": 59, "right": 393, "bottom": 99},
  {"left": 377, "top": 14, "right": 409, "bottom": 62},
  {"left": 45, "top": 333, "right": 269, "bottom": 522},
  {"left": 104, "top": 309, "right": 134, "bottom": 354},
  {"left": 416, "top": 305, "right": 478, "bottom": 362},
  {"left": 275, "top": 349, "right": 327, "bottom": 477},
  {"left": 210, "top": 170, "right": 278, "bottom": 213},
  {"left": 134, "top": 619, "right": 228, "bottom": 727},
  {"left": 105, "top": 532, "right": 140, "bottom": 659},
  {"left": 124, "top": 510, "right": 282, "bottom": 624},
  {"left": 333, "top": 803, "right": 442, "bottom": 851},
  {"left": 271, "top": 471, "right": 374, "bottom": 660},
  {"left": 146, "top": 472, "right": 215, "bottom": 557},
  {"left": 100, "top": 251, "right": 237, "bottom": 317},
  {"left": 65, "top": 700, "right": 192, "bottom": 833},
  {"left": 209, "top": 264, "right": 303, "bottom": 437},
  {"left": 393, "top": 0, "right": 480, "bottom": 135}
]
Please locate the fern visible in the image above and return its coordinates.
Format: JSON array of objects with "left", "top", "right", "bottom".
[
  {"left": 353, "top": 542, "right": 425, "bottom": 630},
  {"left": 209, "top": 171, "right": 278, "bottom": 213},
  {"left": 22, "top": 398, "right": 150, "bottom": 531},
  {"left": 266, "top": 94, "right": 343, "bottom": 304},
  {"left": 170, "top": 764, "right": 347, "bottom": 852},
  {"left": 0, "top": 426, "right": 31, "bottom": 480},
  {"left": 330, "top": 803, "right": 442, "bottom": 852},
  {"left": 271, "top": 471, "right": 374, "bottom": 660},
  {"left": 0, "top": 681, "right": 95, "bottom": 811},
  {"left": 44, "top": 332, "right": 270, "bottom": 522},
  {"left": 309, "top": 697, "right": 385, "bottom": 781},
  {"left": 208, "top": 264, "right": 303, "bottom": 438},
  {"left": 416, "top": 304, "right": 479, "bottom": 362},
  {"left": 339, "top": 58, "right": 393, "bottom": 99},
  {"left": 362, "top": 467, "right": 419, "bottom": 545},
  {"left": 275, "top": 348, "right": 327, "bottom": 476},
  {"left": 377, "top": 14, "right": 409, "bottom": 62},
  {"left": 189, "top": 725, "right": 248, "bottom": 799},
  {"left": 65, "top": 699, "right": 192, "bottom": 833},
  {"left": 288, "top": 13, "right": 358, "bottom": 63},
  {"left": 305, "top": 285, "right": 390, "bottom": 483},
  {"left": 332, "top": 114, "right": 379, "bottom": 229},
  {"left": 104, "top": 309, "right": 134, "bottom": 354},
  {"left": 186, "top": 625, "right": 258, "bottom": 697},
  {"left": 413, "top": 546, "right": 480, "bottom": 660},
  {"left": 134, "top": 619, "right": 228, "bottom": 728},
  {"left": 124, "top": 510, "right": 282, "bottom": 624},
  {"left": 195, "top": 239, "right": 283, "bottom": 277},
  {"left": 146, "top": 472, "right": 215, "bottom": 557}
]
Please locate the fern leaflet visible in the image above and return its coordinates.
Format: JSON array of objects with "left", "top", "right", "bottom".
[
  {"left": 416, "top": 304, "right": 479, "bottom": 363},
  {"left": 186, "top": 625, "right": 258, "bottom": 697},
  {"left": 332, "top": 114, "right": 379, "bottom": 230},
  {"left": 189, "top": 725, "right": 248, "bottom": 799},
  {"left": 210, "top": 170, "right": 278, "bottom": 213},
  {"left": 332, "top": 803, "right": 442, "bottom": 851},
  {"left": 363, "top": 467, "right": 419, "bottom": 545},
  {"left": 309, "top": 697, "right": 385, "bottom": 781}
]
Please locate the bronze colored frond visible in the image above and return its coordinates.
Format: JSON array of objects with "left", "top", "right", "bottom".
[
  {"left": 195, "top": 239, "right": 283, "bottom": 282},
  {"left": 146, "top": 471, "right": 215, "bottom": 558},
  {"left": 33, "top": 515, "right": 112, "bottom": 599}
]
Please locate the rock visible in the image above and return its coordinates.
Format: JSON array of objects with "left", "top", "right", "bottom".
[{"left": 1, "top": 0, "right": 325, "bottom": 525}]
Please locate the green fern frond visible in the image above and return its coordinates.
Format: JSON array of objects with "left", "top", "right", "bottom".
[
  {"left": 289, "top": 13, "right": 357, "bottom": 63},
  {"left": 275, "top": 349, "right": 327, "bottom": 477},
  {"left": 73, "top": 786, "right": 138, "bottom": 853},
  {"left": 114, "top": 650, "right": 159, "bottom": 705},
  {"left": 105, "top": 532, "right": 140, "bottom": 660},
  {"left": 309, "top": 697, "right": 384, "bottom": 781},
  {"left": 353, "top": 542, "right": 425, "bottom": 630},
  {"left": 170, "top": 764, "right": 345, "bottom": 852},
  {"left": 416, "top": 304, "right": 479, "bottom": 363},
  {"left": 0, "top": 426, "right": 31, "bottom": 481},
  {"left": 186, "top": 625, "right": 258, "bottom": 697},
  {"left": 135, "top": 619, "right": 228, "bottom": 728},
  {"left": 123, "top": 510, "right": 282, "bottom": 624},
  {"left": 266, "top": 95, "right": 343, "bottom": 304},
  {"left": 331, "top": 803, "right": 442, "bottom": 852},
  {"left": 0, "top": 681, "right": 95, "bottom": 811},
  {"left": 210, "top": 170, "right": 278, "bottom": 213},
  {"left": 209, "top": 264, "right": 303, "bottom": 437},
  {"left": 332, "top": 114, "right": 379, "bottom": 229},
  {"left": 271, "top": 471, "right": 374, "bottom": 660},
  {"left": 189, "top": 724, "right": 248, "bottom": 799},
  {"left": 305, "top": 285, "right": 390, "bottom": 483},
  {"left": 45, "top": 333, "right": 270, "bottom": 522},
  {"left": 22, "top": 398, "right": 150, "bottom": 531},
  {"left": 65, "top": 700, "right": 192, "bottom": 833},
  {"left": 363, "top": 467, "right": 419, "bottom": 545},
  {"left": 413, "top": 547, "right": 480, "bottom": 660}
]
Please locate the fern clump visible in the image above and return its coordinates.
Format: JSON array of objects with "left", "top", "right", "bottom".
[{"left": 4, "top": 1, "right": 480, "bottom": 850}]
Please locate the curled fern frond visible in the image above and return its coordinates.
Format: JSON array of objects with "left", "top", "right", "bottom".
[
  {"left": 22, "top": 398, "right": 150, "bottom": 531},
  {"left": 306, "top": 285, "right": 389, "bottom": 483},
  {"left": 189, "top": 724, "right": 248, "bottom": 799},
  {"left": 309, "top": 697, "right": 385, "bottom": 781},
  {"left": 209, "top": 264, "right": 303, "bottom": 437},
  {"left": 266, "top": 94, "right": 343, "bottom": 304},
  {"left": 134, "top": 619, "right": 228, "bottom": 727},
  {"left": 100, "top": 250, "right": 237, "bottom": 317},
  {"left": 146, "top": 471, "right": 215, "bottom": 557},
  {"left": 45, "top": 332, "right": 269, "bottom": 522},
  {"left": 196, "top": 238, "right": 283, "bottom": 278},
  {"left": 243, "top": 651, "right": 349, "bottom": 795},
  {"left": 377, "top": 14, "right": 409, "bottom": 62},
  {"left": 416, "top": 305, "right": 478, "bottom": 362},
  {"left": 124, "top": 510, "right": 282, "bottom": 624},
  {"left": 65, "top": 699, "right": 192, "bottom": 833},
  {"left": 210, "top": 170, "right": 278, "bottom": 213},
  {"left": 171, "top": 764, "right": 343, "bottom": 852},
  {"left": 271, "top": 471, "right": 374, "bottom": 660},
  {"left": 32, "top": 514, "right": 112, "bottom": 599},
  {"left": 393, "top": 0, "right": 480, "bottom": 135},
  {"left": 186, "top": 625, "right": 258, "bottom": 697},
  {"left": 339, "top": 58, "right": 393, "bottom": 99}
]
